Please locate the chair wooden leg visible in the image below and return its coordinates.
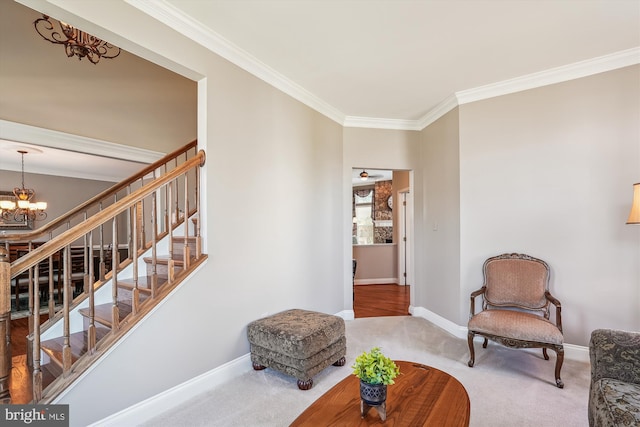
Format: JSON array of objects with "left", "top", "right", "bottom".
[
  {"left": 482, "top": 337, "right": 488, "bottom": 348},
  {"left": 543, "top": 348, "right": 549, "bottom": 360},
  {"left": 467, "top": 331, "right": 475, "bottom": 367},
  {"left": 554, "top": 346, "right": 564, "bottom": 388}
]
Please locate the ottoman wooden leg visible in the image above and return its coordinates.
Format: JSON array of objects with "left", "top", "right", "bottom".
[
  {"left": 297, "top": 378, "right": 313, "bottom": 390},
  {"left": 252, "top": 362, "right": 266, "bottom": 371},
  {"left": 333, "top": 356, "right": 346, "bottom": 366}
]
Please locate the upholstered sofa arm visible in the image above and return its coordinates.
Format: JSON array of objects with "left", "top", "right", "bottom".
[{"left": 590, "top": 329, "right": 640, "bottom": 385}]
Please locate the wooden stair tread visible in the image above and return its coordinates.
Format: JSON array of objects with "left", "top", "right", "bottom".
[
  {"left": 41, "top": 327, "right": 110, "bottom": 367},
  {"left": 172, "top": 236, "right": 197, "bottom": 242},
  {"left": 143, "top": 255, "right": 186, "bottom": 266},
  {"left": 117, "top": 275, "right": 168, "bottom": 289},
  {"left": 78, "top": 301, "right": 132, "bottom": 327}
]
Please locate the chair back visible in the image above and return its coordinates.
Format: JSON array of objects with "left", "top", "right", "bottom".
[{"left": 483, "top": 253, "right": 550, "bottom": 311}]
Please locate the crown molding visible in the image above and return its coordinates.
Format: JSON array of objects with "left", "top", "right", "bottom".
[
  {"left": 125, "top": 0, "right": 346, "bottom": 125},
  {"left": 125, "top": 1, "right": 640, "bottom": 133},
  {"left": 455, "top": 47, "right": 640, "bottom": 106},
  {"left": 0, "top": 120, "right": 163, "bottom": 164},
  {"left": 343, "top": 116, "right": 423, "bottom": 131}
]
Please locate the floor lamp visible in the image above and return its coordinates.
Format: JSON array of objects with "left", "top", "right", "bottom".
[{"left": 627, "top": 183, "right": 640, "bottom": 224}]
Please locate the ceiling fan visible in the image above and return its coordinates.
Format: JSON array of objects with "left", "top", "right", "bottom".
[{"left": 358, "top": 169, "right": 385, "bottom": 181}]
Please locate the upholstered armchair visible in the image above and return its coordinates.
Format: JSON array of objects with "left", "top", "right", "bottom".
[{"left": 467, "top": 253, "right": 565, "bottom": 388}]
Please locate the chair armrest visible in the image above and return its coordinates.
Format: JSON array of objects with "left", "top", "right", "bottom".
[
  {"left": 590, "top": 329, "right": 640, "bottom": 385},
  {"left": 469, "top": 286, "right": 486, "bottom": 319},
  {"left": 545, "top": 291, "right": 562, "bottom": 332}
]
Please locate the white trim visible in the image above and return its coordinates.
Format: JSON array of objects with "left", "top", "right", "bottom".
[
  {"left": 0, "top": 120, "right": 164, "bottom": 164},
  {"left": 456, "top": 47, "right": 640, "bottom": 106},
  {"left": 415, "top": 94, "right": 460, "bottom": 130},
  {"left": 354, "top": 278, "right": 399, "bottom": 285},
  {"left": 410, "top": 305, "right": 589, "bottom": 363},
  {"left": 89, "top": 353, "right": 252, "bottom": 427},
  {"left": 343, "top": 116, "right": 423, "bottom": 131},
  {"left": 125, "top": 0, "right": 345, "bottom": 125}
]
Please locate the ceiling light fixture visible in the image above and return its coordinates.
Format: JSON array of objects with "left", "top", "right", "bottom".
[
  {"left": 360, "top": 170, "right": 369, "bottom": 181},
  {"left": 0, "top": 150, "right": 47, "bottom": 222},
  {"left": 34, "top": 14, "right": 121, "bottom": 64}
]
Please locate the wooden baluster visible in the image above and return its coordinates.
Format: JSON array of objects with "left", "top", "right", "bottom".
[
  {"left": 195, "top": 152, "right": 202, "bottom": 259},
  {"left": 87, "top": 232, "right": 96, "bottom": 354},
  {"left": 111, "top": 217, "right": 119, "bottom": 331},
  {"left": 27, "top": 242, "right": 34, "bottom": 347},
  {"left": 151, "top": 191, "right": 158, "bottom": 298},
  {"left": 0, "top": 247, "right": 11, "bottom": 404},
  {"left": 168, "top": 181, "right": 175, "bottom": 284},
  {"left": 82, "top": 216, "right": 89, "bottom": 295},
  {"left": 131, "top": 204, "right": 139, "bottom": 315},
  {"left": 32, "top": 259, "right": 42, "bottom": 402},
  {"left": 183, "top": 171, "right": 190, "bottom": 269},
  {"left": 99, "top": 201, "right": 106, "bottom": 282},
  {"left": 62, "top": 246, "right": 71, "bottom": 375}
]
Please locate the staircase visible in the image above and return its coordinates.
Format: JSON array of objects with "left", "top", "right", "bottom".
[{"left": 0, "top": 141, "right": 206, "bottom": 404}]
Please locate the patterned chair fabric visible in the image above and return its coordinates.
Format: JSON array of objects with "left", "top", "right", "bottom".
[
  {"left": 589, "top": 329, "right": 640, "bottom": 427},
  {"left": 467, "top": 253, "right": 565, "bottom": 388}
]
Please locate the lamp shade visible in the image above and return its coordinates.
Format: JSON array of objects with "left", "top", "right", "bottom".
[{"left": 627, "top": 183, "right": 640, "bottom": 224}]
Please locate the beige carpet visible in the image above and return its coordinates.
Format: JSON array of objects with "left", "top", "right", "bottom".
[{"left": 142, "top": 316, "right": 590, "bottom": 426}]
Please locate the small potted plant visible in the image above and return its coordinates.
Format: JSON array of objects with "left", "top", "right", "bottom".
[{"left": 352, "top": 347, "right": 400, "bottom": 420}]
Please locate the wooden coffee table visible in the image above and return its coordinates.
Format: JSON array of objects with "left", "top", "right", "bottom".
[{"left": 290, "top": 361, "right": 470, "bottom": 426}]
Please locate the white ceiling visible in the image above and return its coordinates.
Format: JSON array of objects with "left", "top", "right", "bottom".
[
  {"left": 153, "top": 0, "right": 640, "bottom": 126},
  {"left": 0, "top": 139, "right": 149, "bottom": 183},
  {"left": 3, "top": 1, "right": 639, "bottom": 181}
]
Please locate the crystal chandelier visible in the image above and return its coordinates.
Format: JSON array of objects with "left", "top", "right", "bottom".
[
  {"left": 34, "top": 14, "right": 121, "bottom": 64},
  {"left": 0, "top": 150, "right": 47, "bottom": 222}
]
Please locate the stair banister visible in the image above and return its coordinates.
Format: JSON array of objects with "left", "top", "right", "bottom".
[
  {"left": 0, "top": 140, "right": 198, "bottom": 245},
  {"left": 1, "top": 143, "right": 204, "bottom": 404},
  {"left": 9, "top": 151, "right": 205, "bottom": 280}
]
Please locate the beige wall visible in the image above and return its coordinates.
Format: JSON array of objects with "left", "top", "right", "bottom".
[
  {"left": 0, "top": 0, "right": 196, "bottom": 154},
  {"left": 458, "top": 65, "right": 640, "bottom": 344},
  {"left": 352, "top": 244, "right": 397, "bottom": 282},
  {"left": 418, "top": 108, "right": 461, "bottom": 322}
]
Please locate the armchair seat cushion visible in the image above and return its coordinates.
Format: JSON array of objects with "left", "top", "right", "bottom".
[{"left": 468, "top": 309, "right": 563, "bottom": 345}]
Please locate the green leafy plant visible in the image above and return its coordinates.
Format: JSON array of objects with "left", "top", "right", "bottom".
[{"left": 352, "top": 347, "right": 400, "bottom": 385}]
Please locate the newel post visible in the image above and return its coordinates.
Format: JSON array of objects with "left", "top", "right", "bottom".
[{"left": 0, "top": 246, "right": 11, "bottom": 403}]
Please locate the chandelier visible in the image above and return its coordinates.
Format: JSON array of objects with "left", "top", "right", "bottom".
[
  {"left": 0, "top": 150, "right": 47, "bottom": 222},
  {"left": 34, "top": 14, "right": 121, "bottom": 64}
]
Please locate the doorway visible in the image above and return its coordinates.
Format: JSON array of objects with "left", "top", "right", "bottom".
[{"left": 351, "top": 168, "right": 412, "bottom": 314}]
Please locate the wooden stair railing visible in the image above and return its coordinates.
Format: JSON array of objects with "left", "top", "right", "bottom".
[{"left": 0, "top": 142, "right": 206, "bottom": 404}]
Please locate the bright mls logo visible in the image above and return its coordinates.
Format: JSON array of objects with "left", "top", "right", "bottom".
[{"left": 2, "top": 405, "right": 69, "bottom": 426}]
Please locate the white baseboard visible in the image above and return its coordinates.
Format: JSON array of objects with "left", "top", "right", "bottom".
[
  {"left": 409, "top": 305, "right": 589, "bottom": 363},
  {"left": 90, "top": 353, "right": 253, "bottom": 426},
  {"left": 354, "top": 278, "right": 399, "bottom": 285}
]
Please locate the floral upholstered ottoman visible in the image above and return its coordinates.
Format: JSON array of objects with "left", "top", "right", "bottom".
[{"left": 247, "top": 309, "right": 346, "bottom": 390}]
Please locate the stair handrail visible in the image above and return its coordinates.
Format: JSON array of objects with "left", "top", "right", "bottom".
[
  {"left": 9, "top": 150, "right": 205, "bottom": 279},
  {"left": 0, "top": 140, "right": 198, "bottom": 244}
]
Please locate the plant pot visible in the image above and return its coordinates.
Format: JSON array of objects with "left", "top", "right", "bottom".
[{"left": 360, "top": 380, "right": 387, "bottom": 406}]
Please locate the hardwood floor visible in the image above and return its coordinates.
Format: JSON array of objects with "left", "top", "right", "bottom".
[
  {"left": 354, "top": 283, "right": 410, "bottom": 318},
  {"left": 6, "top": 284, "right": 409, "bottom": 403}
]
